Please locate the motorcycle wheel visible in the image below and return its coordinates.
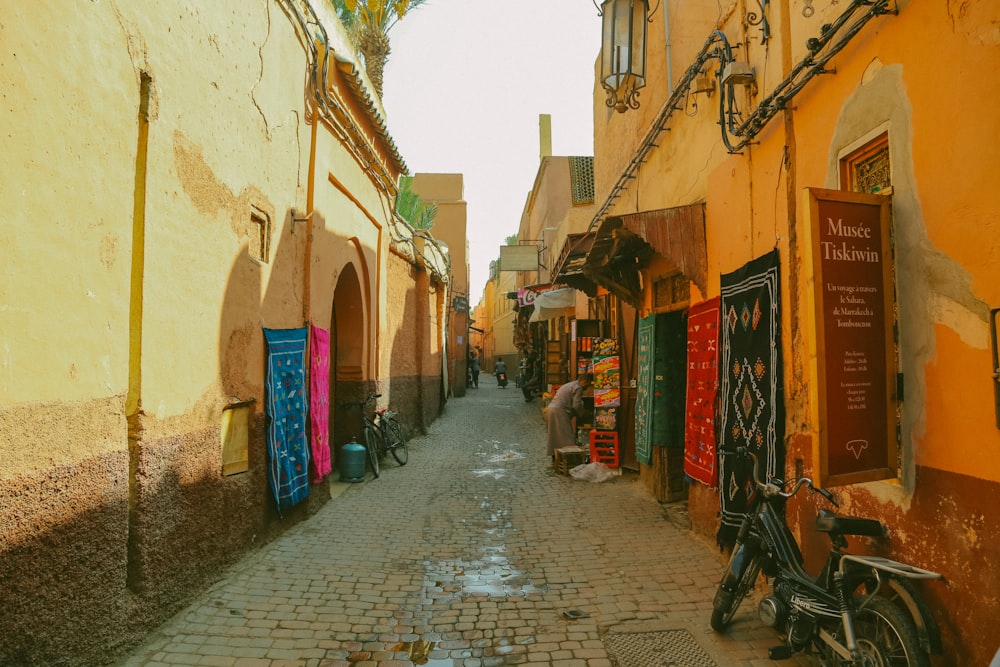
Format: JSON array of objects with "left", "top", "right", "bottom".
[
  {"left": 710, "top": 551, "right": 761, "bottom": 631},
  {"left": 847, "top": 597, "right": 928, "bottom": 667}
]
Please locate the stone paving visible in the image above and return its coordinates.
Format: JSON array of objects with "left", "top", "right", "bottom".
[{"left": 118, "top": 374, "right": 817, "bottom": 666}]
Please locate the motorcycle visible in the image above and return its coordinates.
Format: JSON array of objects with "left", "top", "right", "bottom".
[
  {"left": 711, "top": 448, "right": 943, "bottom": 666},
  {"left": 496, "top": 371, "right": 508, "bottom": 388}
]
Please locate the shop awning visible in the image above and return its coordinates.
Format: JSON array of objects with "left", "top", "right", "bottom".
[
  {"left": 552, "top": 232, "right": 598, "bottom": 297},
  {"left": 528, "top": 287, "right": 577, "bottom": 322},
  {"left": 584, "top": 204, "right": 707, "bottom": 307}
]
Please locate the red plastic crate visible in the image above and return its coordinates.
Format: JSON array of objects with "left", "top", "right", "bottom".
[{"left": 589, "top": 430, "right": 619, "bottom": 468}]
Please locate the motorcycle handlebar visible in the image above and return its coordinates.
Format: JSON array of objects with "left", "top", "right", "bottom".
[{"left": 727, "top": 447, "right": 838, "bottom": 507}]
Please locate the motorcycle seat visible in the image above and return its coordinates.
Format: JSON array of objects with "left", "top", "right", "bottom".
[{"left": 815, "top": 509, "right": 883, "bottom": 537}]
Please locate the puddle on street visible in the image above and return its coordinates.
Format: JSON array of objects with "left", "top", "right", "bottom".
[
  {"left": 341, "top": 456, "right": 542, "bottom": 663},
  {"left": 423, "top": 553, "right": 544, "bottom": 597},
  {"left": 471, "top": 467, "right": 507, "bottom": 479},
  {"left": 486, "top": 450, "right": 524, "bottom": 463},
  {"left": 470, "top": 447, "right": 525, "bottom": 479},
  {"left": 422, "top": 503, "right": 543, "bottom": 598}
]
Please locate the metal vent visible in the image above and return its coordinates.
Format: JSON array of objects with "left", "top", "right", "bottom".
[
  {"left": 603, "top": 629, "right": 717, "bottom": 667},
  {"left": 569, "top": 156, "right": 594, "bottom": 205}
]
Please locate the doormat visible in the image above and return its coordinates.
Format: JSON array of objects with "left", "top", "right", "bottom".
[{"left": 603, "top": 629, "right": 717, "bottom": 667}]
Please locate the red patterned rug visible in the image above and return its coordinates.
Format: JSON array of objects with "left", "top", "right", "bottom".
[{"left": 683, "top": 297, "right": 720, "bottom": 487}]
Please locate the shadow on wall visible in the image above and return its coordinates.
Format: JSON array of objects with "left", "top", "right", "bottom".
[
  {"left": 0, "top": 206, "right": 436, "bottom": 665},
  {"left": 0, "top": 209, "right": 328, "bottom": 666},
  {"left": 386, "top": 264, "right": 442, "bottom": 434}
]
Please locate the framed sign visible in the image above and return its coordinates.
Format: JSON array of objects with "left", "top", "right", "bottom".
[
  {"left": 500, "top": 244, "right": 539, "bottom": 271},
  {"left": 805, "top": 188, "right": 896, "bottom": 487}
]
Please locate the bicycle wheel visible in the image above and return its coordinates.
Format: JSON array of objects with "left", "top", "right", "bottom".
[
  {"left": 362, "top": 423, "right": 381, "bottom": 478},
  {"left": 385, "top": 419, "right": 409, "bottom": 466}
]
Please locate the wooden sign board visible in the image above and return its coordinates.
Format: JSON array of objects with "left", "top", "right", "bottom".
[
  {"left": 805, "top": 188, "right": 897, "bottom": 487},
  {"left": 500, "top": 244, "right": 539, "bottom": 271}
]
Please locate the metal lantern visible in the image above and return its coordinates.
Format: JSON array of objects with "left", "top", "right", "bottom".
[{"left": 600, "top": 0, "right": 648, "bottom": 113}]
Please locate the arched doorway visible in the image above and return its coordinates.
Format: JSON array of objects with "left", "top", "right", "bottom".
[{"left": 331, "top": 263, "right": 368, "bottom": 452}]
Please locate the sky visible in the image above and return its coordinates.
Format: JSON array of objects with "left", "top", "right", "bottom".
[{"left": 381, "top": 0, "right": 602, "bottom": 301}]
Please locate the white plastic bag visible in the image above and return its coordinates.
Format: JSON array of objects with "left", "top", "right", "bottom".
[{"left": 569, "top": 461, "right": 615, "bottom": 483}]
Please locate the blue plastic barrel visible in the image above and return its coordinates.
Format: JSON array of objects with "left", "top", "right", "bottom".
[{"left": 339, "top": 441, "right": 366, "bottom": 483}]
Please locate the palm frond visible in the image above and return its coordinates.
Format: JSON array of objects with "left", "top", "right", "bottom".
[
  {"left": 396, "top": 176, "right": 437, "bottom": 231},
  {"left": 329, "top": 0, "right": 429, "bottom": 98}
]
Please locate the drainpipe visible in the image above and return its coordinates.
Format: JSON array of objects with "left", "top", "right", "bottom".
[
  {"left": 126, "top": 71, "right": 153, "bottom": 593},
  {"left": 303, "top": 108, "right": 318, "bottom": 325}
]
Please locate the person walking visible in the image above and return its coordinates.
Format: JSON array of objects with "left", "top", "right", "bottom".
[
  {"left": 469, "top": 350, "right": 481, "bottom": 388},
  {"left": 545, "top": 372, "right": 593, "bottom": 458}
]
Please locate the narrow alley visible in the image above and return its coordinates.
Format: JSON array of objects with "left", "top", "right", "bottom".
[{"left": 118, "top": 375, "right": 812, "bottom": 667}]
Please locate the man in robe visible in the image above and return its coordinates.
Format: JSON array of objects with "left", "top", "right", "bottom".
[{"left": 545, "top": 372, "right": 593, "bottom": 458}]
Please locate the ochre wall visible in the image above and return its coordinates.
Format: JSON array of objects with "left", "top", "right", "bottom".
[
  {"left": 385, "top": 251, "right": 444, "bottom": 432},
  {"left": 592, "top": 1, "right": 1000, "bottom": 664}
]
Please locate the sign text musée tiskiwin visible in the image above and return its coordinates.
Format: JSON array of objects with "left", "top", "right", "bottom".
[{"left": 807, "top": 188, "right": 897, "bottom": 487}]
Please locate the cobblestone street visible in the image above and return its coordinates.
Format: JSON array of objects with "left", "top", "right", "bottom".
[{"left": 118, "top": 375, "right": 814, "bottom": 666}]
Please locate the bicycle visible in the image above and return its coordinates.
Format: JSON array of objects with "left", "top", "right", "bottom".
[{"left": 340, "top": 393, "right": 408, "bottom": 478}]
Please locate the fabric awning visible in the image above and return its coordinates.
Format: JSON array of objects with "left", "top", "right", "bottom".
[
  {"left": 584, "top": 204, "right": 707, "bottom": 307},
  {"left": 528, "top": 287, "right": 577, "bottom": 322}
]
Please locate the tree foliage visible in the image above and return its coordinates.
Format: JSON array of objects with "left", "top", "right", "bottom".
[
  {"left": 330, "top": 0, "right": 429, "bottom": 99},
  {"left": 395, "top": 176, "right": 437, "bottom": 230}
]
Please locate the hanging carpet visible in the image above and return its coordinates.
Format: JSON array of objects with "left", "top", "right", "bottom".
[
  {"left": 717, "top": 250, "right": 785, "bottom": 548},
  {"left": 309, "top": 324, "right": 332, "bottom": 483},
  {"left": 264, "top": 327, "right": 311, "bottom": 515},
  {"left": 683, "top": 296, "right": 720, "bottom": 487}
]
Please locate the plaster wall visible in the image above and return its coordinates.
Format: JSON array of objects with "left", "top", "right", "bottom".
[
  {"left": 591, "top": 1, "right": 723, "bottom": 222},
  {"left": 409, "top": 173, "right": 467, "bottom": 398},
  {"left": 411, "top": 174, "right": 467, "bottom": 294},
  {"left": 492, "top": 270, "right": 519, "bottom": 367},
  {"left": 592, "top": 0, "right": 1000, "bottom": 662},
  {"left": 385, "top": 252, "right": 442, "bottom": 431},
  {"left": 0, "top": 2, "right": 137, "bottom": 474},
  {"left": 713, "top": 2, "right": 1000, "bottom": 663},
  {"left": 0, "top": 0, "right": 408, "bottom": 662},
  {"left": 517, "top": 157, "right": 578, "bottom": 285}
]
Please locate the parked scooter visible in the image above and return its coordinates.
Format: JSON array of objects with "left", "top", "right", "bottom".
[{"left": 711, "top": 448, "right": 943, "bottom": 666}]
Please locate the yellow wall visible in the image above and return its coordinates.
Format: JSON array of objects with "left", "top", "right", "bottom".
[{"left": 0, "top": 1, "right": 425, "bottom": 661}]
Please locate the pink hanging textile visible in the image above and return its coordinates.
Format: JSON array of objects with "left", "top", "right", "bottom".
[{"left": 309, "top": 324, "right": 332, "bottom": 483}]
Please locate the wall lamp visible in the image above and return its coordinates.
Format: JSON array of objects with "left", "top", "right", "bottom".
[{"left": 598, "top": 0, "right": 649, "bottom": 113}]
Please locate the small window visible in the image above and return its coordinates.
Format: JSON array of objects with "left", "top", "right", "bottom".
[
  {"left": 249, "top": 207, "right": 270, "bottom": 263},
  {"left": 653, "top": 272, "right": 690, "bottom": 310},
  {"left": 840, "top": 132, "right": 891, "bottom": 194}
]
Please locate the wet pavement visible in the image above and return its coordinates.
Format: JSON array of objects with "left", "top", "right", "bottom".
[{"left": 118, "top": 375, "right": 816, "bottom": 666}]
